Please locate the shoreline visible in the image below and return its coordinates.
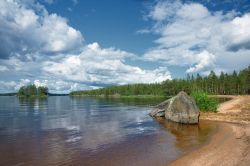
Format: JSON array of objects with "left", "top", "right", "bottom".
[
  {"left": 169, "top": 122, "right": 250, "bottom": 166},
  {"left": 169, "top": 95, "right": 250, "bottom": 166},
  {"left": 70, "top": 94, "right": 169, "bottom": 99}
]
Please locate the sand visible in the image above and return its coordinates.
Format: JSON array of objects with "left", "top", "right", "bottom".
[
  {"left": 169, "top": 95, "right": 250, "bottom": 166},
  {"left": 200, "top": 95, "right": 250, "bottom": 124}
]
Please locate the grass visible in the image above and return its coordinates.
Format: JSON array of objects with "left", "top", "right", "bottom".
[{"left": 191, "top": 91, "right": 219, "bottom": 113}]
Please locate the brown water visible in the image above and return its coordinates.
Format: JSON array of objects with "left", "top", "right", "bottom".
[{"left": 0, "top": 96, "right": 217, "bottom": 166}]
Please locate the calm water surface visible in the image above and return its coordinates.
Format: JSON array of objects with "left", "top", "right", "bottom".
[{"left": 0, "top": 96, "right": 217, "bottom": 166}]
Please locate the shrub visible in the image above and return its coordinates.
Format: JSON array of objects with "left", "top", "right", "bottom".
[{"left": 191, "top": 91, "right": 219, "bottom": 112}]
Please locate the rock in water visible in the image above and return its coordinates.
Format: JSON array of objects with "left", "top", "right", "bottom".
[
  {"left": 150, "top": 91, "right": 199, "bottom": 124},
  {"left": 149, "top": 99, "right": 171, "bottom": 117},
  {"left": 165, "top": 91, "right": 200, "bottom": 124}
]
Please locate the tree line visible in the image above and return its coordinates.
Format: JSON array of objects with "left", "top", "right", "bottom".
[
  {"left": 70, "top": 83, "right": 166, "bottom": 96},
  {"left": 18, "top": 84, "right": 48, "bottom": 97},
  {"left": 70, "top": 65, "right": 250, "bottom": 96}
]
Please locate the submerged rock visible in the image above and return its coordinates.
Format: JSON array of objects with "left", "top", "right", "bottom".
[
  {"left": 150, "top": 91, "right": 200, "bottom": 124},
  {"left": 149, "top": 99, "right": 171, "bottom": 117}
]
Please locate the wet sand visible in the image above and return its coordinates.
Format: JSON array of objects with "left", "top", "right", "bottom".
[
  {"left": 169, "top": 95, "right": 250, "bottom": 166},
  {"left": 169, "top": 122, "right": 250, "bottom": 166}
]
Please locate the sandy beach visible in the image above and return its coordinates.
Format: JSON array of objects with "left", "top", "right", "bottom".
[
  {"left": 169, "top": 95, "right": 250, "bottom": 166},
  {"left": 200, "top": 95, "right": 250, "bottom": 123}
]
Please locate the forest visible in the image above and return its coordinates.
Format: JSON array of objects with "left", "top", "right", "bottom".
[
  {"left": 70, "top": 65, "right": 250, "bottom": 96},
  {"left": 17, "top": 84, "right": 48, "bottom": 97}
]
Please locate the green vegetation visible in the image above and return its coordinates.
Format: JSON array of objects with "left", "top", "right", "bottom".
[
  {"left": 17, "top": 84, "right": 48, "bottom": 97},
  {"left": 71, "top": 83, "right": 166, "bottom": 97},
  {"left": 191, "top": 91, "right": 219, "bottom": 112},
  {"left": 70, "top": 65, "right": 250, "bottom": 97}
]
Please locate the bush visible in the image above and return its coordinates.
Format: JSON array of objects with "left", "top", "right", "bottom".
[{"left": 191, "top": 91, "right": 219, "bottom": 112}]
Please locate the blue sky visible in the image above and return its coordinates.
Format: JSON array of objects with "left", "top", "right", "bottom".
[
  {"left": 44, "top": 0, "right": 156, "bottom": 54},
  {"left": 0, "top": 0, "right": 250, "bottom": 93}
]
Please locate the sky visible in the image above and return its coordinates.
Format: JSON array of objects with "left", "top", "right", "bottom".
[{"left": 0, "top": 0, "right": 250, "bottom": 93}]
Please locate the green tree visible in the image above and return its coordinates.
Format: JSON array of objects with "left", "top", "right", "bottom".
[
  {"left": 246, "top": 66, "right": 250, "bottom": 94},
  {"left": 38, "top": 87, "right": 48, "bottom": 96},
  {"left": 17, "top": 84, "right": 48, "bottom": 97},
  {"left": 70, "top": 66, "right": 250, "bottom": 96}
]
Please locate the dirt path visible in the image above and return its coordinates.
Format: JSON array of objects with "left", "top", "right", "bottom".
[
  {"left": 200, "top": 95, "right": 250, "bottom": 124},
  {"left": 169, "top": 95, "right": 250, "bottom": 166},
  {"left": 218, "top": 95, "right": 250, "bottom": 113}
]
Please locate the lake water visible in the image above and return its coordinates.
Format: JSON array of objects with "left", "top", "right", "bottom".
[{"left": 0, "top": 96, "right": 217, "bottom": 166}]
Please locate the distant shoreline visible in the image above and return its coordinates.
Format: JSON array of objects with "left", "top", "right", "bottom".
[
  {"left": 0, "top": 93, "right": 16, "bottom": 96},
  {"left": 0, "top": 93, "right": 69, "bottom": 96},
  {"left": 70, "top": 94, "right": 169, "bottom": 98}
]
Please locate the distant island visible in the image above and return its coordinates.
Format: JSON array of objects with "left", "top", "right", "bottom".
[{"left": 17, "top": 84, "right": 48, "bottom": 97}]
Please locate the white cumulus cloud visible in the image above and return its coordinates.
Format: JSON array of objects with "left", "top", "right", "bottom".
[
  {"left": 42, "top": 43, "right": 172, "bottom": 85},
  {"left": 0, "top": 0, "right": 83, "bottom": 58},
  {"left": 143, "top": 0, "right": 250, "bottom": 73}
]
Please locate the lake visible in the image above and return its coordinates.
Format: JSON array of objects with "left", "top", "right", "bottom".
[{"left": 0, "top": 96, "right": 217, "bottom": 166}]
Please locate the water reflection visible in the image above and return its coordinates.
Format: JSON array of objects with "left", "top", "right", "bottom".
[
  {"left": 70, "top": 96, "right": 168, "bottom": 107},
  {"left": 0, "top": 96, "right": 216, "bottom": 166},
  {"left": 18, "top": 97, "right": 48, "bottom": 111},
  {"left": 1, "top": 96, "right": 158, "bottom": 149},
  {"left": 156, "top": 118, "right": 217, "bottom": 151}
]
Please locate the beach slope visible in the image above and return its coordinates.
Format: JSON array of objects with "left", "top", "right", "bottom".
[{"left": 169, "top": 95, "right": 250, "bottom": 166}]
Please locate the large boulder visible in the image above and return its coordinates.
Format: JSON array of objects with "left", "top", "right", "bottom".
[{"left": 150, "top": 91, "right": 200, "bottom": 124}]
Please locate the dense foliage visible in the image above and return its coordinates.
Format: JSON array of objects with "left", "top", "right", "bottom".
[
  {"left": 70, "top": 83, "right": 165, "bottom": 96},
  {"left": 17, "top": 84, "right": 48, "bottom": 97},
  {"left": 191, "top": 91, "right": 219, "bottom": 112},
  {"left": 70, "top": 66, "right": 250, "bottom": 96}
]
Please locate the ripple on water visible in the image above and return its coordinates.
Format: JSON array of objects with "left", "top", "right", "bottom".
[{"left": 0, "top": 96, "right": 217, "bottom": 166}]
